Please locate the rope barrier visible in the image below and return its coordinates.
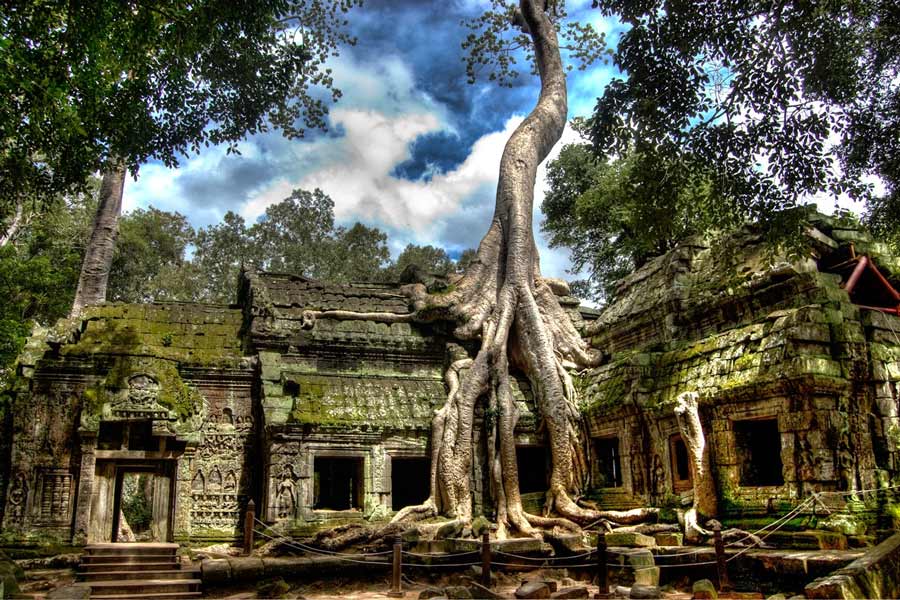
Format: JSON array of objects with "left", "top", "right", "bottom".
[
  {"left": 252, "top": 527, "right": 390, "bottom": 565},
  {"left": 253, "top": 518, "right": 393, "bottom": 557}
]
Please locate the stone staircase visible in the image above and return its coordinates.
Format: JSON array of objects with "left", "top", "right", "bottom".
[{"left": 77, "top": 543, "right": 201, "bottom": 600}]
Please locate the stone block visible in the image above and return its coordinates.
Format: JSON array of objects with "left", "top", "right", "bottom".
[
  {"left": 515, "top": 581, "right": 551, "bottom": 599},
  {"left": 444, "top": 585, "right": 473, "bottom": 599},
  {"left": 654, "top": 532, "right": 682, "bottom": 546},
  {"left": 551, "top": 586, "right": 590, "bottom": 599},
  {"left": 200, "top": 558, "right": 232, "bottom": 584},
  {"left": 419, "top": 588, "right": 445, "bottom": 599},
  {"left": 628, "top": 584, "right": 660, "bottom": 599},
  {"left": 605, "top": 532, "right": 656, "bottom": 548},
  {"left": 466, "top": 581, "right": 501, "bottom": 599},
  {"left": 692, "top": 579, "right": 717, "bottom": 599},
  {"left": 633, "top": 566, "right": 659, "bottom": 587},
  {"left": 47, "top": 585, "right": 90, "bottom": 599}
]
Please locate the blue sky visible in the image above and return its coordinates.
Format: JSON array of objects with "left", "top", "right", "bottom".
[{"left": 123, "top": 0, "right": 620, "bottom": 280}]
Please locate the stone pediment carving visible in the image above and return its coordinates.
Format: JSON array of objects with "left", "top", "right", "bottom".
[
  {"left": 80, "top": 358, "right": 206, "bottom": 441},
  {"left": 109, "top": 374, "right": 171, "bottom": 420}
]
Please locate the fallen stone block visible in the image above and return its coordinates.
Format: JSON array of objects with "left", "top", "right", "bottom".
[
  {"left": 444, "top": 585, "right": 473, "bottom": 599},
  {"left": 605, "top": 532, "right": 656, "bottom": 548},
  {"left": 633, "top": 566, "right": 659, "bottom": 587},
  {"left": 516, "top": 581, "right": 551, "bottom": 599},
  {"left": 628, "top": 584, "right": 660, "bottom": 599},
  {"left": 654, "top": 532, "right": 683, "bottom": 546},
  {"left": 551, "top": 585, "right": 590, "bottom": 599},
  {"left": 692, "top": 578, "right": 717, "bottom": 599},
  {"left": 466, "top": 581, "right": 501, "bottom": 600},
  {"left": 420, "top": 588, "right": 446, "bottom": 599}
]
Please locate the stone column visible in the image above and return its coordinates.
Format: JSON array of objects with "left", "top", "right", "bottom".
[
  {"left": 173, "top": 445, "right": 196, "bottom": 542},
  {"left": 72, "top": 432, "right": 97, "bottom": 545}
]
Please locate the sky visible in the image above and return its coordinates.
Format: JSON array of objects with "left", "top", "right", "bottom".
[{"left": 123, "top": 0, "right": 620, "bottom": 281}]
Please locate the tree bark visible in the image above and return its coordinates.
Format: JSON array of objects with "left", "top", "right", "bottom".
[
  {"left": 310, "top": 0, "right": 645, "bottom": 537},
  {"left": 0, "top": 197, "right": 24, "bottom": 247},
  {"left": 70, "top": 162, "right": 126, "bottom": 316},
  {"left": 674, "top": 391, "right": 717, "bottom": 542}
]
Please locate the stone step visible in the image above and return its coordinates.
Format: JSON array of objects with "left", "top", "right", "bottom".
[
  {"left": 80, "top": 561, "right": 181, "bottom": 572},
  {"left": 82, "top": 554, "right": 179, "bottom": 564},
  {"left": 83, "top": 579, "right": 200, "bottom": 596},
  {"left": 79, "top": 568, "right": 200, "bottom": 582},
  {"left": 84, "top": 543, "right": 179, "bottom": 556},
  {"left": 90, "top": 593, "right": 202, "bottom": 600}
]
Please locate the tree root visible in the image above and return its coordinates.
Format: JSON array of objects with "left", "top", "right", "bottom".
[{"left": 287, "top": 0, "right": 646, "bottom": 541}]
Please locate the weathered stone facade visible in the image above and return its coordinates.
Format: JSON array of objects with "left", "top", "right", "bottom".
[
  {"left": 1, "top": 212, "right": 899, "bottom": 545},
  {"left": 580, "top": 214, "right": 900, "bottom": 518},
  {"left": 0, "top": 269, "right": 550, "bottom": 544}
]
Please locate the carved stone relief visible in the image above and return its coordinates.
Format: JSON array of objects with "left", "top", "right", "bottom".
[{"left": 37, "top": 470, "right": 73, "bottom": 525}]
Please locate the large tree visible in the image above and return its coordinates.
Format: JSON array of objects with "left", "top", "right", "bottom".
[
  {"left": 589, "top": 0, "right": 899, "bottom": 235},
  {"left": 302, "top": 0, "right": 655, "bottom": 538},
  {"left": 1, "top": 0, "right": 360, "bottom": 314}
]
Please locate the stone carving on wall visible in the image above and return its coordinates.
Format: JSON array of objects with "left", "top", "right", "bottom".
[
  {"left": 276, "top": 464, "right": 298, "bottom": 519},
  {"left": 36, "top": 470, "right": 72, "bottom": 525},
  {"left": 7, "top": 472, "right": 27, "bottom": 521},
  {"left": 111, "top": 374, "right": 169, "bottom": 420}
]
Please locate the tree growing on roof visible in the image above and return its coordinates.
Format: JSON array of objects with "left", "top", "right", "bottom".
[{"left": 301, "top": 0, "right": 657, "bottom": 539}]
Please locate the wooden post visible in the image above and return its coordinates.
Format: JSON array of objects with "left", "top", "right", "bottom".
[
  {"left": 388, "top": 534, "right": 403, "bottom": 597},
  {"left": 713, "top": 523, "right": 731, "bottom": 592},
  {"left": 481, "top": 530, "right": 492, "bottom": 588},
  {"left": 243, "top": 499, "right": 255, "bottom": 556},
  {"left": 596, "top": 534, "right": 609, "bottom": 599}
]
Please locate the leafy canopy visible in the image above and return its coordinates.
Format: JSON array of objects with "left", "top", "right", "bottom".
[
  {"left": 1, "top": 0, "right": 359, "bottom": 215},
  {"left": 542, "top": 141, "right": 721, "bottom": 302},
  {"left": 589, "top": 0, "right": 899, "bottom": 227}
]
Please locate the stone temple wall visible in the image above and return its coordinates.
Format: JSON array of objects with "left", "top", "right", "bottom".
[
  {"left": 0, "top": 303, "right": 255, "bottom": 544},
  {"left": 3, "top": 213, "right": 900, "bottom": 544},
  {"left": 579, "top": 216, "right": 900, "bottom": 516}
]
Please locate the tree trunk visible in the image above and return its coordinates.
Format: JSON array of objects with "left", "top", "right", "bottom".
[
  {"left": 0, "top": 198, "right": 24, "bottom": 247},
  {"left": 674, "top": 391, "right": 717, "bottom": 543},
  {"left": 70, "top": 162, "right": 126, "bottom": 316},
  {"left": 314, "top": 0, "right": 650, "bottom": 536}
]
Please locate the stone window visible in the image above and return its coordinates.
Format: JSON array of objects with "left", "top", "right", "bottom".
[
  {"left": 669, "top": 434, "right": 692, "bottom": 492},
  {"left": 391, "top": 457, "right": 429, "bottom": 511},
  {"left": 516, "top": 446, "right": 549, "bottom": 493},
  {"left": 313, "top": 457, "right": 364, "bottom": 511},
  {"left": 734, "top": 418, "right": 784, "bottom": 486},
  {"left": 594, "top": 437, "right": 622, "bottom": 488}
]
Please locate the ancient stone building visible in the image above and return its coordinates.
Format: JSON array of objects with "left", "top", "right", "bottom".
[
  {"left": 580, "top": 213, "right": 900, "bottom": 517},
  {"left": 1, "top": 212, "right": 898, "bottom": 545}
]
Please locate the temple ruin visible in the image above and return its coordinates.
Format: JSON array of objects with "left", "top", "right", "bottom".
[{"left": 1, "top": 212, "right": 899, "bottom": 545}]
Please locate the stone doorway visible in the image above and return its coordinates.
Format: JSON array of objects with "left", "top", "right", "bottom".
[
  {"left": 89, "top": 460, "right": 176, "bottom": 543},
  {"left": 112, "top": 467, "right": 173, "bottom": 542}
]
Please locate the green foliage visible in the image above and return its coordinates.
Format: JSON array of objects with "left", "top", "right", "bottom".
[
  {"left": 542, "top": 142, "right": 730, "bottom": 302},
  {"left": 0, "top": 192, "right": 95, "bottom": 384},
  {"left": 386, "top": 244, "right": 455, "bottom": 279},
  {"left": 589, "top": 0, "right": 899, "bottom": 229},
  {"left": 0, "top": 0, "right": 360, "bottom": 219},
  {"left": 109, "top": 208, "right": 196, "bottom": 303},
  {"left": 121, "top": 474, "right": 152, "bottom": 534},
  {"left": 462, "top": 0, "right": 609, "bottom": 87}
]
